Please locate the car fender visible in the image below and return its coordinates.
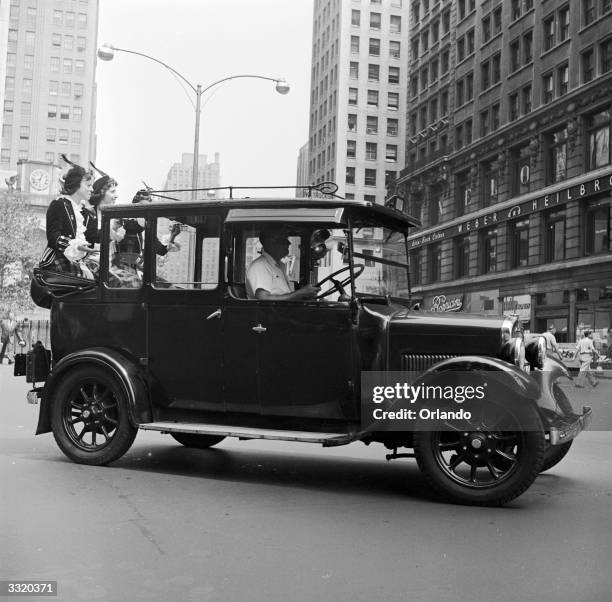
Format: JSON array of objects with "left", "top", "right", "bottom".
[
  {"left": 417, "top": 355, "right": 541, "bottom": 406},
  {"left": 36, "top": 347, "right": 151, "bottom": 435},
  {"left": 529, "top": 357, "right": 574, "bottom": 418}
]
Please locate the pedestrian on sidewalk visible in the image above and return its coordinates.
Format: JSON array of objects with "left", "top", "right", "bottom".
[
  {"left": 575, "top": 330, "right": 599, "bottom": 388},
  {"left": 542, "top": 324, "right": 562, "bottom": 361},
  {"left": 0, "top": 310, "right": 26, "bottom": 364}
]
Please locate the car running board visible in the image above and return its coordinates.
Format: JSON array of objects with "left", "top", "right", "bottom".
[{"left": 138, "top": 421, "right": 355, "bottom": 447}]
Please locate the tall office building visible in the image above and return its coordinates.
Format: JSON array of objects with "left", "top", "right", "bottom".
[
  {"left": 398, "top": 1, "right": 612, "bottom": 345},
  {"left": 163, "top": 152, "right": 221, "bottom": 201},
  {"left": 307, "top": 0, "right": 409, "bottom": 203},
  {"left": 0, "top": 0, "right": 99, "bottom": 186}
]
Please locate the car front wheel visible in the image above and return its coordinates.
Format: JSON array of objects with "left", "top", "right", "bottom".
[
  {"left": 413, "top": 403, "right": 546, "bottom": 506},
  {"left": 50, "top": 366, "right": 137, "bottom": 465}
]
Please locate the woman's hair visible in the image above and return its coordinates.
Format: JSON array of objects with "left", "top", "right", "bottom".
[
  {"left": 89, "top": 175, "right": 118, "bottom": 206},
  {"left": 60, "top": 165, "right": 92, "bottom": 195}
]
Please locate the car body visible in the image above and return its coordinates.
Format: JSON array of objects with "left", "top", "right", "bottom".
[{"left": 18, "top": 194, "right": 592, "bottom": 505}]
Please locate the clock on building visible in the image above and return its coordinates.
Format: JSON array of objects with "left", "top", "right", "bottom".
[{"left": 29, "top": 168, "right": 50, "bottom": 192}]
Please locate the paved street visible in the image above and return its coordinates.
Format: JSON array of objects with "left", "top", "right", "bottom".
[{"left": 1, "top": 365, "right": 611, "bottom": 602}]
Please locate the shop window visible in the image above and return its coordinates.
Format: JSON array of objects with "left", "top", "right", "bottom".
[
  {"left": 481, "top": 228, "right": 497, "bottom": 274},
  {"left": 429, "top": 243, "right": 442, "bottom": 282},
  {"left": 544, "top": 128, "right": 567, "bottom": 185},
  {"left": 586, "top": 201, "right": 611, "bottom": 254},
  {"left": 511, "top": 218, "right": 530, "bottom": 268},
  {"left": 455, "top": 236, "right": 470, "bottom": 278},
  {"left": 586, "top": 106, "right": 611, "bottom": 170},
  {"left": 544, "top": 210, "right": 566, "bottom": 261}
]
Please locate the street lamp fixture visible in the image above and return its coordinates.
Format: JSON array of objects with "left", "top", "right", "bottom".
[{"left": 96, "top": 43, "right": 290, "bottom": 199}]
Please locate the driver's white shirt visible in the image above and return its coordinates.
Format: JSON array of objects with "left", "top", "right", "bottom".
[{"left": 246, "top": 250, "right": 292, "bottom": 299}]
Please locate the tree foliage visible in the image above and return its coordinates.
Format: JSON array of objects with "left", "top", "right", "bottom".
[{"left": 0, "top": 191, "right": 42, "bottom": 313}]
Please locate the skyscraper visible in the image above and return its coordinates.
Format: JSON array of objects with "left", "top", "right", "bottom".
[
  {"left": 307, "top": 0, "right": 409, "bottom": 203},
  {"left": 0, "top": 0, "right": 99, "bottom": 176},
  {"left": 163, "top": 152, "right": 221, "bottom": 201}
]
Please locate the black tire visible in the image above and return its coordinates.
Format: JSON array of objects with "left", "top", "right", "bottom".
[
  {"left": 413, "top": 403, "right": 546, "bottom": 506},
  {"left": 170, "top": 432, "right": 225, "bottom": 449},
  {"left": 50, "top": 366, "right": 137, "bottom": 465},
  {"left": 540, "top": 440, "right": 573, "bottom": 473}
]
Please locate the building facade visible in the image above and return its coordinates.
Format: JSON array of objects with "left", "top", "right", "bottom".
[
  {"left": 307, "top": 0, "right": 409, "bottom": 204},
  {"left": 398, "top": 0, "right": 612, "bottom": 346},
  {"left": 0, "top": 0, "right": 99, "bottom": 179},
  {"left": 163, "top": 152, "right": 221, "bottom": 201}
]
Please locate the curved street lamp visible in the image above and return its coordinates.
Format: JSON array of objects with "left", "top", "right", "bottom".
[{"left": 97, "top": 43, "right": 290, "bottom": 199}]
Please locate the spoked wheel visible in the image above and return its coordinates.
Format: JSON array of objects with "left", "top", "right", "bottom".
[
  {"left": 51, "top": 366, "right": 137, "bottom": 465},
  {"left": 414, "top": 403, "right": 546, "bottom": 506},
  {"left": 170, "top": 433, "right": 225, "bottom": 449}
]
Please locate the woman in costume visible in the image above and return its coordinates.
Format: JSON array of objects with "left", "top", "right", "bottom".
[{"left": 39, "top": 155, "right": 96, "bottom": 278}]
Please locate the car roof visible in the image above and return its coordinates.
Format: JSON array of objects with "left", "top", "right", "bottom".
[{"left": 101, "top": 197, "right": 421, "bottom": 231}]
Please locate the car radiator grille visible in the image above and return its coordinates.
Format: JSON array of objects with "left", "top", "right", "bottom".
[{"left": 401, "top": 354, "right": 457, "bottom": 372}]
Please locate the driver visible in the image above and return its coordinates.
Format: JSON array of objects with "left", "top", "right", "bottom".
[{"left": 246, "top": 226, "right": 320, "bottom": 300}]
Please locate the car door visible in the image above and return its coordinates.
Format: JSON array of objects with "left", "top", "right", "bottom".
[{"left": 147, "top": 214, "right": 224, "bottom": 411}]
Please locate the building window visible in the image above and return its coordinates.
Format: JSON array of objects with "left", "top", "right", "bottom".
[
  {"left": 587, "top": 107, "right": 611, "bottom": 169},
  {"left": 370, "top": 12, "right": 381, "bottom": 30},
  {"left": 511, "top": 0, "right": 521, "bottom": 20},
  {"left": 368, "top": 64, "right": 379, "bottom": 81},
  {"left": 545, "top": 210, "right": 566, "bottom": 261},
  {"left": 388, "top": 92, "right": 399, "bottom": 110},
  {"left": 73, "top": 107, "right": 82, "bottom": 122},
  {"left": 481, "top": 60, "right": 491, "bottom": 91},
  {"left": 346, "top": 166, "right": 355, "bottom": 184},
  {"left": 389, "top": 14, "right": 402, "bottom": 35},
  {"left": 366, "top": 115, "right": 378, "bottom": 134},
  {"left": 60, "top": 105, "right": 70, "bottom": 120},
  {"left": 369, "top": 37, "right": 380, "bottom": 55},
  {"left": 480, "top": 109, "right": 490, "bottom": 138},
  {"left": 64, "top": 35, "right": 74, "bottom": 50},
  {"left": 481, "top": 228, "right": 498, "bottom": 274},
  {"left": 492, "top": 53, "right": 501, "bottom": 84},
  {"left": 559, "top": 6, "right": 570, "bottom": 41},
  {"left": 522, "top": 84, "right": 532, "bottom": 114},
  {"left": 603, "top": 0, "right": 612, "bottom": 14},
  {"left": 366, "top": 142, "right": 378, "bottom": 160},
  {"left": 48, "top": 104, "right": 57, "bottom": 119},
  {"left": 350, "top": 62, "right": 359, "bottom": 79},
  {"left": 52, "top": 33, "right": 61, "bottom": 47},
  {"left": 509, "top": 93, "right": 520, "bottom": 121},
  {"left": 367, "top": 89, "right": 379, "bottom": 107},
  {"left": 510, "top": 145, "right": 532, "bottom": 196},
  {"left": 351, "top": 35, "right": 360, "bottom": 53},
  {"left": 456, "top": 79, "right": 464, "bottom": 106},
  {"left": 347, "top": 140, "right": 356, "bottom": 158},
  {"left": 582, "top": 48, "right": 595, "bottom": 83},
  {"left": 51, "top": 57, "right": 60, "bottom": 72},
  {"left": 71, "top": 130, "right": 81, "bottom": 145},
  {"left": 24, "top": 54, "right": 34, "bottom": 70},
  {"left": 545, "top": 128, "right": 567, "bottom": 184},
  {"left": 351, "top": 9, "right": 361, "bottom": 26},
  {"left": 543, "top": 72, "right": 554, "bottom": 103},
  {"left": 410, "top": 251, "right": 421, "bottom": 285},
  {"left": 510, "top": 39, "right": 520, "bottom": 71},
  {"left": 455, "top": 169, "right": 470, "bottom": 216},
  {"left": 511, "top": 218, "right": 530, "bottom": 268},
  {"left": 586, "top": 201, "right": 611, "bottom": 254},
  {"left": 58, "top": 129, "right": 69, "bottom": 144},
  {"left": 61, "top": 82, "right": 71, "bottom": 97},
  {"left": 348, "top": 113, "right": 357, "bottom": 132},
  {"left": 429, "top": 243, "right": 442, "bottom": 282},
  {"left": 491, "top": 103, "right": 500, "bottom": 131},
  {"left": 21, "top": 102, "right": 31, "bottom": 116},
  {"left": 523, "top": 31, "right": 533, "bottom": 64},
  {"left": 441, "top": 48, "right": 450, "bottom": 73},
  {"left": 455, "top": 124, "right": 464, "bottom": 149},
  {"left": 410, "top": 75, "right": 418, "bottom": 96},
  {"left": 583, "top": 0, "right": 596, "bottom": 25},
  {"left": 364, "top": 168, "right": 377, "bottom": 186},
  {"left": 390, "top": 40, "right": 400, "bottom": 58},
  {"left": 1, "top": 149, "right": 10, "bottom": 163},
  {"left": 74, "top": 83, "right": 84, "bottom": 98},
  {"left": 557, "top": 63, "right": 569, "bottom": 96},
  {"left": 389, "top": 66, "right": 400, "bottom": 84},
  {"left": 481, "top": 159, "right": 498, "bottom": 207},
  {"left": 455, "top": 236, "right": 470, "bottom": 278},
  {"left": 348, "top": 87, "right": 358, "bottom": 105},
  {"left": 77, "top": 36, "right": 86, "bottom": 51},
  {"left": 543, "top": 15, "right": 555, "bottom": 51},
  {"left": 601, "top": 38, "right": 612, "bottom": 73},
  {"left": 19, "top": 126, "right": 29, "bottom": 140},
  {"left": 63, "top": 58, "right": 73, "bottom": 74},
  {"left": 386, "top": 145, "right": 398, "bottom": 162},
  {"left": 465, "top": 118, "right": 473, "bottom": 145},
  {"left": 482, "top": 15, "right": 491, "bottom": 43}
]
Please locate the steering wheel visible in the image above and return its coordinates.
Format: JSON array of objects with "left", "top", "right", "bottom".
[{"left": 314, "top": 264, "right": 365, "bottom": 299}]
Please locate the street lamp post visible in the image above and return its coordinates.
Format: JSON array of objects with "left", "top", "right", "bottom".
[{"left": 97, "top": 43, "right": 290, "bottom": 199}]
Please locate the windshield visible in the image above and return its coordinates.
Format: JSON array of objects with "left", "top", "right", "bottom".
[{"left": 314, "top": 226, "right": 410, "bottom": 299}]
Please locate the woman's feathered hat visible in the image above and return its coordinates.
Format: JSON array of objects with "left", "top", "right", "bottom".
[
  {"left": 90, "top": 160, "right": 116, "bottom": 193},
  {"left": 59, "top": 154, "right": 92, "bottom": 195}
]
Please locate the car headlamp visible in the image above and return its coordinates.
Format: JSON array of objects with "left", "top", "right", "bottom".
[{"left": 525, "top": 336, "right": 546, "bottom": 370}]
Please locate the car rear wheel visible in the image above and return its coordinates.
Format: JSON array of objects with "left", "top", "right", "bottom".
[
  {"left": 413, "top": 403, "right": 546, "bottom": 506},
  {"left": 540, "top": 440, "right": 573, "bottom": 473},
  {"left": 170, "top": 433, "right": 225, "bottom": 449},
  {"left": 50, "top": 366, "right": 137, "bottom": 465}
]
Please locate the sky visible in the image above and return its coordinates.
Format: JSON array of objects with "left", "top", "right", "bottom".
[{"left": 95, "top": 0, "right": 314, "bottom": 202}]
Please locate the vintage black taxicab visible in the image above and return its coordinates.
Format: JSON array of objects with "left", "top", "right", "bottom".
[{"left": 17, "top": 187, "right": 592, "bottom": 506}]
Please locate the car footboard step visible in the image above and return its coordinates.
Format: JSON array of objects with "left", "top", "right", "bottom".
[{"left": 139, "top": 421, "right": 354, "bottom": 445}]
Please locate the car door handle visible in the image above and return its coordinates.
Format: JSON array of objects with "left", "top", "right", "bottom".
[
  {"left": 206, "top": 308, "right": 222, "bottom": 320},
  {"left": 252, "top": 324, "right": 267, "bottom": 334}
]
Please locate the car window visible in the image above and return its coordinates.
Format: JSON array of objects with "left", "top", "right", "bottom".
[
  {"left": 154, "top": 215, "right": 220, "bottom": 290},
  {"left": 106, "top": 216, "right": 145, "bottom": 289}
]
